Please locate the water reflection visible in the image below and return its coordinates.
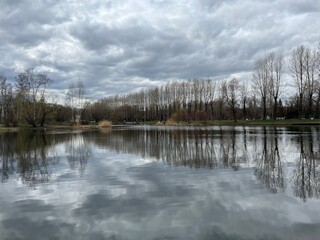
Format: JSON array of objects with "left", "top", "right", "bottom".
[
  {"left": 1, "top": 126, "right": 320, "bottom": 201},
  {"left": 0, "top": 132, "right": 15, "bottom": 183},
  {"left": 254, "top": 127, "right": 285, "bottom": 194},
  {"left": 88, "top": 127, "right": 250, "bottom": 170},
  {"left": 0, "top": 131, "right": 56, "bottom": 186},
  {"left": 3, "top": 127, "right": 320, "bottom": 240},
  {"left": 87, "top": 126, "right": 320, "bottom": 201},
  {"left": 292, "top": 133, "right": 320, "bottom": 201},
  {"left": 0, "top": 130, "right": 91, "bottom": 186},
  {"left": 65, "top": 133, "right": 91, "bottom": 175}
]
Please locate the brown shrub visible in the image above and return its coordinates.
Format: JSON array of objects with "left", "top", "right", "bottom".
[
  {"left": 98, "top": 120, "right": 112, "bottom": 128},
  {"left": 165, "top": 119, "right": 178, "bottom": 126}
]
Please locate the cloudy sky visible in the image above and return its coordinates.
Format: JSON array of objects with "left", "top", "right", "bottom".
[{"left": 0, "top": 0, "right": 319, "bottom": 100}]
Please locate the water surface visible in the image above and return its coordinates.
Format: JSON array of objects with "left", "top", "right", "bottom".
[{"left": 1, "top": 126, "right": 320, "bottom": 240}]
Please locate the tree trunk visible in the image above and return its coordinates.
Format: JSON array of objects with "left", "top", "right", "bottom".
[
  {"left": 243, "top": 100, "right": 246, "bottom": 120},
  {"left": 308, "top": 94, "right": 313, "bottom": 118},
  {"left": 273, "top": 97, "right": 278, "bottom": 120},
  {"left": 263, "top": 97, "right": 267, "bottom": 120}
]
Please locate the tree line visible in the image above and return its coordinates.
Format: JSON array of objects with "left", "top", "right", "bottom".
[
  {"left": 0, "top": 43, "right": 320, "bottom": 127},
  {"left": 0, "top": 68, "right": 87, "bottom": 127},
  {"left": 90, "top": 43, "right": 320, "bottom": 123}
]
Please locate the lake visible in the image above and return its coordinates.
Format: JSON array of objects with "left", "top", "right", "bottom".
[{"left": 1, "top": 126, "right": 320, "bottom": 240}]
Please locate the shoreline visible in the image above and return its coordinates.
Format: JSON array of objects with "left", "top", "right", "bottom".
[
  {"left": 150, "top": 119, "right": 320, "bottom": 127},
  {"left": 1, "top": 119, "right": 320, "bottom": 132}
]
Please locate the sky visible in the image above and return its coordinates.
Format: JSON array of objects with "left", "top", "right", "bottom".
[{"left": 0, "top": 0, "right": 319, "bottom": 101}]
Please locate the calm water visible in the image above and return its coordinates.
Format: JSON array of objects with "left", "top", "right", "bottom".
[{"left": 1, "top": 126, "right": 320, "bottom": 240}]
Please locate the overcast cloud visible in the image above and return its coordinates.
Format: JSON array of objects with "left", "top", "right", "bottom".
[{"left": 0, "top": 0, "right": 319, "bottom": 99}]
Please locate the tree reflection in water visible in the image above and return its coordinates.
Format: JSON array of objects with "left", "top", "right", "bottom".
[
  {"left": 65, "top": 133, "right": 91, "bottom": 176},
  {"left": 89, "top": 126, "right": 320, "bottom": 201},
  {"left": 88, "top": 127, "right": 250, "bottom": 170},
  {"left": 0, "top": 131, "right": 59, "bottom": 186},
  {"left": 1, "top": 126, "right": 320, "bottom": 201},
  {"left": 254, "top": 127, "right": 286, "bottom": 194},
  {"left": 251, "top": 126, "right": 320, "bottom": 201},
  {"left": 0, "top": 132, "right": 15, "bottom": 183},
  {"left": 0, "top": 130, "right": 91, "bottom": 186},
  {"left": 292, "top": 133, "right": 320, "bottom": 202}
]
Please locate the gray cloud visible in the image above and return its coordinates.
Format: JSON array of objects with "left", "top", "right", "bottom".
[{"left": 0, "top": 0, "right": 319, "bottom": 100}]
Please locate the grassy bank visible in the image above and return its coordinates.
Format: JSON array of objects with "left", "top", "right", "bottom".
[
  {"left": 207, "top": 119, "right": 320, "bottom": 126},
  {"left": 0, "top": 125, "right": 18, "bottom": 132},
  {"left": 0, "top": 124, "right": 100, "bottom": 132},
  {"left": 1, "top": 119, "right": 320, "bottom": 132},
  {"left": 148, "top": 119, "right": 320, "bottom": 126}
]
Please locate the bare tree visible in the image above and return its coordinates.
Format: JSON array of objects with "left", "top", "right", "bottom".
[
  {"left": 240, "top": 82, "right": 249, "bottom": 120},
  {"left": 0, "top": 74, "right": 6, "bottom": 123},
  {"left": 315, "top": 44, "right": 320, "bottom": 117},
  {"left": 148, "top": 87, "right": 160, "bottom": 121},
  {"left": 66, "top": 80, "right": 87, "bottom": 124},
  {"left": 15, "top": 68, "right": 51, "bottom": 127},
  {"left": 252, "top": 57, "right": 269, "bottom": 120},
  {"left": 206, "top": 79, "right": 217, "bottom": 119},
  {"left": 226, "top": 78, "right": 240, "bottom": 122},
  {"left": 290, "top": 45, "right": 306, "bottom": 118},
  {"left": 0, "top": 74, "right": 15, "bottom": 126},
  {"left": 304, "top": 47, "right": 318, "bottom": 118},
  {"left": 66, "top": 82, "right": 76, "bottom": 122},
  {"left": 268, "top": 53, "right": 285, "bottom": 119},
  {"left": 217, "top": 81, "right": 227, "bottom": 120}
]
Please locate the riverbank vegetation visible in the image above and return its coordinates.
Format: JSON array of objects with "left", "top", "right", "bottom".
[
  {"left": 98, "top": 120, "right": 112, "bottom": 128},
  {"left": 0, "top": 43, "right": 320, "bottom": 128}
]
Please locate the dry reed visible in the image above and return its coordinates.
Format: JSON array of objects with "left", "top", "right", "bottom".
[{"left": 98, "top": 120, "right": 112, "bottom": 128}]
